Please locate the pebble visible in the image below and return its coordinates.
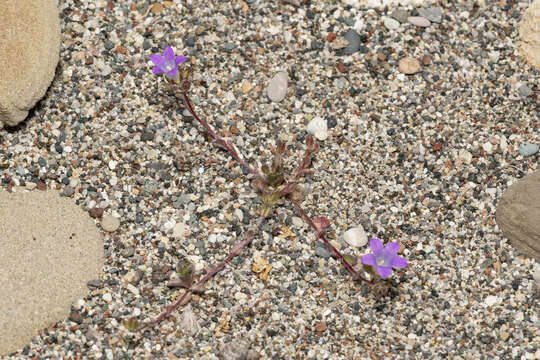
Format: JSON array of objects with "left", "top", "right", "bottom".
[
  {"left": 391, "top": 8, "right": 409, "bottom": 23},
  {"left": 342, "top": 29, "right": 361, "bottom": 55},
  {"left": 291, "top": 216, "right": 304, "bottom": 228},
  {"left": 383, "top": 17, "right": 400, "bottom": 30},
  {"left": 518, "top": 143, "right": 539, "bottom": 157},
  {"left": 418, "top": 7, "right": 443, "bottom": 23},
  {"left": 306, "top": 117, "right": 328, "bottom": 141},
  {"left": 518, "top": 84, "right": 532, "bottom": 97},
  {"left": 342, "top": 226, "right": 368, "bottom": 248},
  {"left": 234, "top": 208, "right": 243, "bottom": 222},
  {"left": 161, "top": 219, "right": 176, "bottom": 232},
  {"left": 398, "top": 57, "right": 421, "bottom": 74},
  {"left": 482, "top": 142, "right": 494, "bottom": 154},
  {"left": 267, "top": 72, "right": 288, "bottom": 102},
  {"left": 25, "top": 182, "right": 36, "bottom": 190},
  {"left": 484, "top": 295, "right": 499, "bottom": 307},
  {"left": 101, "top": 216, "right": 120, "bottom": 232},
  {"left": 458, "top": 149, "right": 473, "bottom": 164},
  {"left": 315, "top": 246, "right": 330, "bottom": 259},
  {"left": 173, "top": 222, "right": 188, "bottom": 238},
  {"left": 408, "top": 16, "right": 431, "bottom": 27}
]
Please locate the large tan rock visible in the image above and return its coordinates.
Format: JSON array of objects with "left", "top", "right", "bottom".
[
  {"left": 496, "top": 170, "right": 540, "bottom": 261},
  {"left": 0, "top": 0, "right": 60, "bottom": 128},
  {"left": 518, "top": 0, "right": 540, "bottom": 68},
  {"left": 0, "top": 189, "right": 103, "bottom": 355}
]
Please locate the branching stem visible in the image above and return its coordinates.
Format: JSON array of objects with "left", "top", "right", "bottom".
[{"left": 139, "top": 213, "right": 267, "bottom": 331}]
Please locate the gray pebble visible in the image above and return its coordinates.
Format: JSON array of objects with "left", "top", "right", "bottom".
[
  {"left": 343, "top": 30, "right": 361, "bottom": 55},
  {"left": 419, "top": 7, "right": 443, "bottom": 23},
  {"left": 122, "top": 247, "right": 135, "bottom": 257},
  {"left": 315, "top": 246, "right": 330, "bottom": 259},
  {"left": 391, "top": 8, "right": 409, "bottom": 23},
  {"left": 61, "top": 186, "right": 75, "bottom": 197},
  {"left": 141, "top": 129, "right": 155, "bottom": 142},
  {"left": 408, "top": 16, "right": 431, "bottom": 27},
  {"left": 267, "top": 72, "right": 288, "bottom": 102},
  {"left": 518, "top": 143, "right": 539, "bottom": 157},
  {"left": 518, "top": 84, "right": 532, "bottom": 97}
]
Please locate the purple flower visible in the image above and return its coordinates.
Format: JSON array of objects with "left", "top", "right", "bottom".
[
  {"left": 150, "top": 46, "right": 187, "bottom": 81},
  {"left": 361, "top": 238, "right": 407, "bottom": 279}
]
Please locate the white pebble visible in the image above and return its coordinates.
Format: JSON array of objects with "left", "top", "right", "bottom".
[
  {"left": 103, "top": 293, "right": 112, "bottom": 302},
  {"left": 108, "top": 160, "right": 117, "bottom": 170},
  {"left": 307, "top": 117, "right": 328, "bottom": 141},
  {"left": 161, "top": 219, "right": 176, "bottom": 232},
  {"left": 342, "top": 226, "right": 368, "bottom": 248},
  {"left": 482, "top": 142, "right": 493, "bottom": 154},
  {"left": 234, "top": 208, "right": 243, "bottom": 222},
  {"left": 173, "top": 222, "right": 188, "bottom": 239},
  {"left": 484, "top": 295, "right": 499, "bottom": 307},
  {"left": 267, "top": 72, "right": 288, "bottom": 102}
]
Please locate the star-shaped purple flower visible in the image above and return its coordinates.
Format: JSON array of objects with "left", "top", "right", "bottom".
[
  {"left": 150, "top": 46, "right": 187, "bottom": 81},
  {"left": 361, "top": 238, "right": 407, "bottom": 279}
]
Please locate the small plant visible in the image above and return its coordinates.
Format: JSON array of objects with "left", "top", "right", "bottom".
[{"left": 125, "top": 46, "right": 408, "bottom": 332}]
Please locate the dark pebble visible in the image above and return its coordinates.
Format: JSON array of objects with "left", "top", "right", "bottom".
[
  {"left": 87, "top": 279, "right": 103, "bottom": 289},
  {"left": 141, "top": 129, "right": 155, "bottom": 141}
]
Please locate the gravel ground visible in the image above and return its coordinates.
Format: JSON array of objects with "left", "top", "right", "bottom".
[{"left": 1, "top": 0, "right": 539, "bottom": 359}]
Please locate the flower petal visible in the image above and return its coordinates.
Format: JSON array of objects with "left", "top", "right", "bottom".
[
  {"left": 391, "top": 255, "right": 408, "bottom": 269},
  {"left": 153, "top": 67, "right": 165, "bottom": 74},
  {"left": 163, "top": 46, "right": 175, "bottom": 60},
  {"left": 369, "top": 238, "right": 383, "bottom": 253},
  {"left": 385, "top": 242, "right": 401, "bottom": 256},
  {"left": 361, "top": 253, "right": 376, "bottom": 266},
  {"left": 150, "top": 54, "right": 165, "bottom": 68},
  {"left": 165, "top": 68, "right": 179, "bottom": 80},
  {"left": 175, "top": 55, "right": 188, "bottom": 65},
  {"left": 376, "top": 266, "right": 392, "bottom": 279}
]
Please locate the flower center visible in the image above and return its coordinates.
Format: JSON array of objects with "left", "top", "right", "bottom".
[{"left": 376, "top": 256, "right": 388, "bottom": 267}]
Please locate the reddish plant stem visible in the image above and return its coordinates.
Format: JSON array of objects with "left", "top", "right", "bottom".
[
  {"left": 291, "top": 199, "right": 373, "bottom": 284},
  {"left": 139, "top": 213, "right": 267, "bottom": 331},
  {"left": 183, "top": 93, "right": 264, "bottom": 181}
]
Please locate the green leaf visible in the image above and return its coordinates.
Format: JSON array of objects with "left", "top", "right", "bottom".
[{"left": 123, "top": 318, "right": 139, "bottom": 331}]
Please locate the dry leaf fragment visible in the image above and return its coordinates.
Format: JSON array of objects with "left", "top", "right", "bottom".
[
  {"left": 278, "top": 225, "right": 296, "bottom": 239},
  {"left": 252, "top": 256, "right": 272, "bottom": 281}
]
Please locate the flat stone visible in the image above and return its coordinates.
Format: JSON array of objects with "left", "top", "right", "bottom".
[
  {"left": 101, "top": 215, "right": 120, "bottom": 232},
  {"left": 0, "top": 189, "right": 103, "bottom": 355},
  {"left": 418, "top": 7, "right": 443, "bottom": 23},
  {"left": 315, "top": 246, "right": 330, "bottom": 259},
  {"left": 398, "top": 57, "right": 421, "bottom": 74},
  {"left": 518, "top": 84, "right": 532, "bottom": 97},
  {"left": 267, "top": 72, "right": 288, "bottom": 102},
  {"left": 383, "top": 16, "right": 400, "bottom": 30},
  {"left": 408, "top": 16, "right": 431, "bottom": 27},
  {"left": 391, "top": 8, "right": 409, "bottom": 23},
  {"left": 518, "top": 143, "right": 539, "bottom": 157},
  {"left": 496, "top": 170, "right": 540, "bottom": 261},
  {"left": 0, "top": 0, "right": 61, "bottom": 128},
  {"left": 342, "top": 29, "right": 361, "bottom": 55},
  {"left": 518, "top": 0, "right": 540, "bottom": 68}
]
